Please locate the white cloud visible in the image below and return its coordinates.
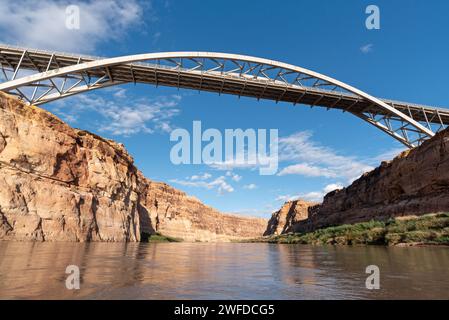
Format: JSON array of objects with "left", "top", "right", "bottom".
[
  {"left": 226, "top": 171, "right": 242, "bottom": 182},
  {"left": 278, "top": 163, "right": 337, "bottom": 178},
  {"left": 207, "top": 130, "right": 373, "bottom": 181},
  {"left": 50, "top": 91, "right": 181, "bottom": 136},
  {"left": 60, "top": 113, "right": 78, "bottom": 123},
  {"left": 323, "top": 183, "right": 344, "bottom": 194},
  {"left": 209, "top": 158, "right": 255, "bottom": 171},
  {"left": 0, "top": 0, "right": 146, "bottom": 53},
  {"left": 113, "top": 88, "right": 127, "bottom": 99},
  {"left": 276, "top": 183, "right": 344, "bottom": 203},
  {"left": 190, "top": 173, "right": 212, "bottom": 181},
  {"left": 170, "top": 174, "right": 234, "bottom": 195},
  {"left": 208, "top": 151, "right": 275, "bottom": 173},
  {"left": 372, "top": 147, "right": 406, "bottom": 163},
  {"left": 277, "top": 131, "right": 373, "bottom": 182},
  {"left": 275, "top": 194, "right": 301, "bottom": 202},
  {"left": 299, "top": 191, "right": 325, "bottom": 202},
  {"left": 243, "top": 184, "right": 257, "bottom": 190},
  {"left": 300, "top": 183, "right": 344, "bottom": 202},
  {"left": 360, "top": 43, "right": 374, "bottom": 54}
]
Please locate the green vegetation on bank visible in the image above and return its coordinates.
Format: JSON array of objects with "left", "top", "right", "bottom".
[
  {"left": 141, "top": 232, "right": 182, "bottom": 243},
  {"left": 256, "top": 213, "right": 449, "bottom": 246}
]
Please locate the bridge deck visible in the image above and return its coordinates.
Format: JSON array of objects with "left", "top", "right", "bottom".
[{"left": 1, "top": 45, "right": 448, "bottom": 125}]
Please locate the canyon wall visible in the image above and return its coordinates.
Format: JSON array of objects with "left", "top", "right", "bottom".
[
  {"left": 0, "top": 92, "right": 266, "bottom": 242},
  {"left": 266, "top": 126, "right": 449, "bottom": 235},
  {"left": 138, "top": 177, "right": 268, "bottom": 242},
  {"left": 263, "top": 200, "right": 318, "bottom": 236}
]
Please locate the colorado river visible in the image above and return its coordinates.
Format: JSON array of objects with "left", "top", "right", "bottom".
[{"left": 0, "top": 242, "right": 448, "bottom": 299}]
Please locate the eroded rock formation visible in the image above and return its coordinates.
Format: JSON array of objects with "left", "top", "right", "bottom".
[
  {"left": 292, "top": 128, "right": 449, "bottom": 233},
  {"left": 265, "top": 126, "right": 449, "bottom": 235},
  {"left": 0, "top": 92, "right": 266, "bottom": 242},
  {"left": 263, "top": 200, "right": 318, "bottom": 235},
  {"left": 139, "top": 178, "right": 268, "bottom": 241}
]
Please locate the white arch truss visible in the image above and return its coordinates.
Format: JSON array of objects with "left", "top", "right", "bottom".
[{"left": 0, "top": 44, "right": 448, "bottom": 148}]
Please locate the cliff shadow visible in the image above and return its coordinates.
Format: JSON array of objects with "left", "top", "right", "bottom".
[{"left": 137, "top": 203, "right": 155, "bottom": 241}]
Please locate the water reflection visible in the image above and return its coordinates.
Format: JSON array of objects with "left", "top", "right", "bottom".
[{"left": 0, "top": 242, "right": 448, "bottom": 299}]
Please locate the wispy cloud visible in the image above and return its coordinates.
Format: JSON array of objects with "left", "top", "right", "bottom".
[
  {"left": 207, "top": 149, "right": 276, "bottom": 173},
  {"left": 113, "top": 88, "right": 127, "bottom": 99},
  {"left": 277, "top": 131, "right": 373, "bottom": 183},
  {"left": 152, "top": 31, "right": 162, "bottom": 44},
  {"left": 170, "top": 174, "right": 235, "bottom": 195},
  {"left": 372, "top": 147, "right": 407, "bottom": 162},
  {"left": 205, "top": 130, "right": 374, "bottom": 182},
  {"left": 298, "top": 191, "right": 325, "bottom": 202},
  {"left": 275, "top": 195, "right": 295, "bottom": 202},
  {"left": 278, "top": 163, "right": 337, "bottom": 178},
  {"left": 243, "top": 184, "right": 257, "bottom": 190},
  {"left": 190, "top": 173, "right": 212, "bottom": 181},
  {"left": 276, "top": 183, "right": 344, "bottom": 203},
  {"left": 0, "top": 0, "right": 147, "bottom": 52},
  {"left": 50, "top": 90, "right": 182, "bottom": 136},
  {"left": 360, "top": 43, "right": 374, "bottom": 54},
  {"left": 299, "top": 182, "right": 344, "bottom": 202},
  {"left": 226, "top": 171, "right": 242, "bottom": 182},
  {"left": 323, "top": 183, "right": 344, "bottom": 194}
]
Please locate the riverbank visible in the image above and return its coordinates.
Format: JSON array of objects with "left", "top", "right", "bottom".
[
  {"left": 249, "top": 213, "right": 449, "bottom": 246},
  {"left": 141, "top": 232, "right": 182, "bottom": 242}
]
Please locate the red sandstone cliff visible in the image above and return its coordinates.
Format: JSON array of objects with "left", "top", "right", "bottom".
[{"left": 0, "top": 92, "right": 266, "bottom": 242}]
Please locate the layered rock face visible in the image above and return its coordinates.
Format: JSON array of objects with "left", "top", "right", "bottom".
[
  {"left": 293, "top": 128, "right": 449, "bottom": 233},
  {"left": 138, "top": 177, "right": 267, "bottom": 242},
  {"left": 263, "top": 200, "right": 318, "bottom": 236},
  {"left": 0, "top": 92, "right": 266, "bottom": 242}
]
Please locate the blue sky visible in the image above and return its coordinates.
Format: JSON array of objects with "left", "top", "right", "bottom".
[{"left": 1, "top": 0, "right": 449, "bottom": 218}]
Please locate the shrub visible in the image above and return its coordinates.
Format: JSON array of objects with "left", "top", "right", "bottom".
[
  {"left": 385, "top": 233, "right": 403, "bottom": 245},
  {"left": 265, "top": 213, "right": 449, "bottom": 246}
]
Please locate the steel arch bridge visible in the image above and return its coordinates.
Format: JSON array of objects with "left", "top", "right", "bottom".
[{"left": 0, "top": 44, "right": 448, "bottom": 148}]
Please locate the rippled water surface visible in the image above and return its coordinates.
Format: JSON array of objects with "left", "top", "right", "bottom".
[{"left": 0, "top": 242, "right": 448, "bottom": 299}]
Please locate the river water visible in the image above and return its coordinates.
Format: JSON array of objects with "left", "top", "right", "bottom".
[{"left": 0, "top": 242, "right": 448, "bottom": 299}]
